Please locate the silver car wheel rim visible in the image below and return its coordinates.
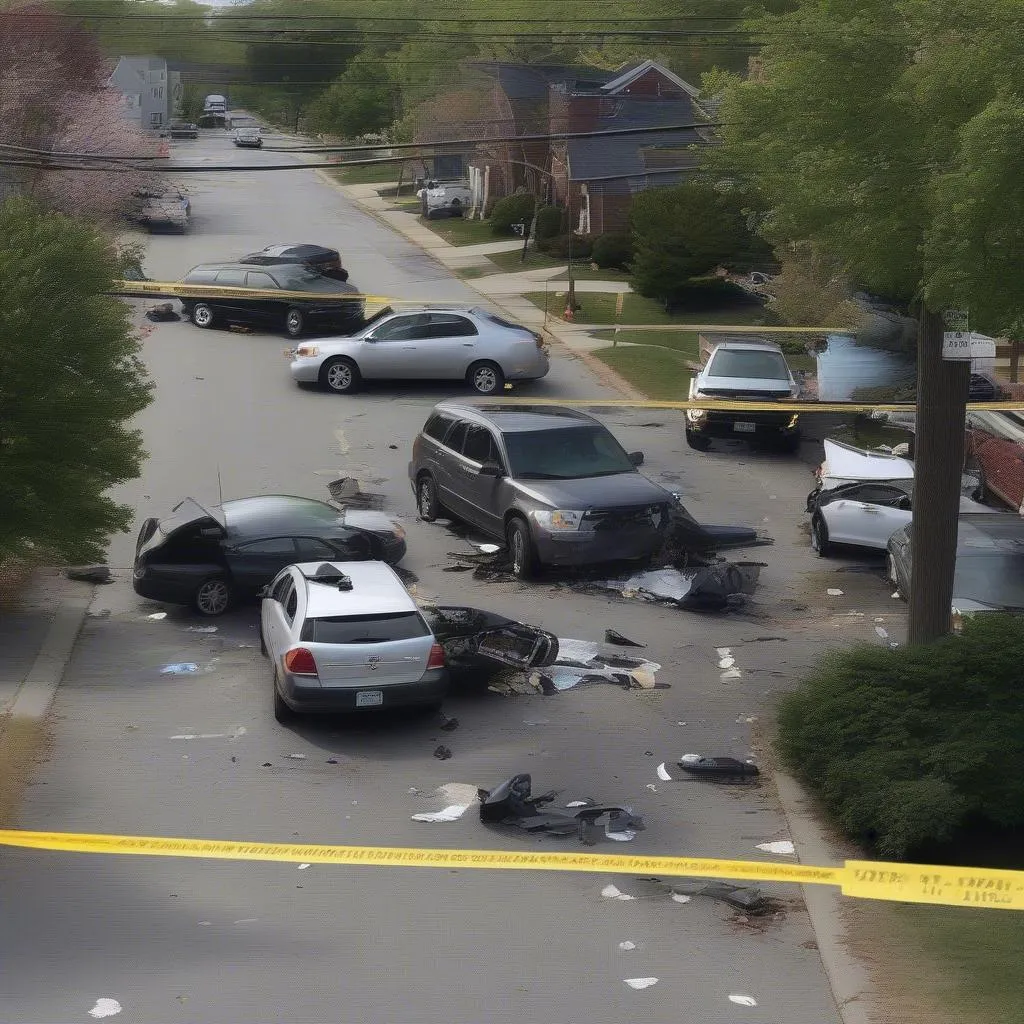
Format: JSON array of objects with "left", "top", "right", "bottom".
[
  {"left": 419, "top": 480, "right": 433, "bottom": 516},
  {"left": 194, "top": 306, "right": 212, "bottom": 326},
  {"left": 511, "top": 531, "right": 524, "bottom": 572},
  {"left": 327, "top": 363, "right": 351, "bottom": 390},
  {"left": 197, "top": 580, "right": 229, "bottom": 615},
  {"left": 474, "top": 367, "right": 497, "bottom": 393}
]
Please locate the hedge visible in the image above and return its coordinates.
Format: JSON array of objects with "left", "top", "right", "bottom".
[{"left": 489, "top": 193, "right": 536, "bottom": 236}]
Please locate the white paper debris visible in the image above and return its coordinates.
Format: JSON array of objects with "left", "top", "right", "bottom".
[
  {"left": 618, "top": 940, "right": 637, "bottom": 950},
  {"left": 757, "top": 840, "right": 796, "bottom": 855},
  {"left": 671, "top": 893, "right": 692, "bottom": 904},
  {"left": 297, "top": 864, "right": 310, "bottom": 870},
  {"left": 827, "top": 588, "right": 844, "bottom": 596},
  {"left": 160, "top": 663, "right": 198, "bottom": 675},
  {"left": 892, "top": 591, "right": 901, "bottom": 599},
  {"left": 679, "top": 753, "right": 702, "bottom": 763},
  {"left": 147, "top": 612, "right": 167, "bottom": 620},
  {"left": 656, "top": 762, "right": 672, "bottom": 781},
  {"left": 624, "top": 978, "right": 658, "bottom": 990},
  {"left": 477, "top": 543, "right": 500, "bottom": 554},
  {"left": 729, "top": 994, "right": 758, "bottom": 1007},
  {"left": 88, "top": 999, "right": 122, "bottom": 1019},
  {"left": 606, "top": 828, "right": 638, "bottom": 842},
  {"left": 286, "top": 753, "right": 307, "bottom": 760},
  {"left": 721, "top": 667, "right": 742, "bottom": 680},
  {"left": 555, "top": 638, "right": 602, "bottom": 663},
  {"left": 566, "top": 800, "right": 589, "bottom": 808},
  {"left": 233, "top": 918, "right": 258, "bottom": 924},
  {"left": 716, "top": 647, "right": 735, "bottom": 668},
  {"left": 185, "top": 625, "right": 218, "bottom": 633},
  {"left": 412, "top": 804, "right": 471, "bottom": 823},
  {"left": 875, "top": 626, "right": 889, "bottom": 639},
  {"left": 602, "top": 884, "right": 636, "bottom": 901},
  {"left": 170, "top": 733, "right": 226, "bottom": 740},
  {"left": 645, "top": 784, "right": 658, "bottom": 792}
]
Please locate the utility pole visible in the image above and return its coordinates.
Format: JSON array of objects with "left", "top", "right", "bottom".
[{"left": 907, "top": 306, "right": 971, "bottom": 644}]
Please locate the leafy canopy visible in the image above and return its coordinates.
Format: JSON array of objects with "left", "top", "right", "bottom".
[{"left": 0, "top": 199, "right": 153, "bottom": 565}]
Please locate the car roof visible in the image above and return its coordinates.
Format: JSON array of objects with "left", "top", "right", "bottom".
[
  {"left": 185, "top": 261, "right": 310, "bottom": 275},
  {"left": 221, "top": 495, "right": 345, "bottom": 537},
  {"left": 253, "top": 244, "right": 338, "bottom": 258},
  {"left": 957, "top": 513, "right": 1024, "bottom": 552},
  {"left": 293, "top": 560, "right": 417, "bottom": 618},
  {"left": 430, "top": 400, "right": 598, "bottom": 433}
]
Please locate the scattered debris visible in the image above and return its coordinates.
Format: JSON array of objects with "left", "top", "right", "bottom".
[
  {"left": 145, "top": 302, "right": 179, "bottom": 322},
  {"left": 716, "top": 647, "right": 736, "bottom": 668},
  {"left": 728, "top": 994, "right": 758, "bottom": 1007},
  {"left": 593, "top": 564, "right": 760, "bottom": 610},
  {"left": 160, "top": 663, "right": 198, "bottom": 675},
  {"left": 388, "top": 444, "right": 398, "bottom": 450},
  {"left": 479, "top": 773, "right": 644, "bottom": 844},
  {"left": 326, "top": 758, "right": 339, "bottom": 764},
  {"left": 618, "top": 940, "right": 637, "bottom": 951},
  {"left": 827, "top": 588, "right": 844, "bottom": 596},
  {"left": 756, "top": 840, "right": 796, "bottom": 856},
  {"left": 433, "top": 745, "right": 453, "bottom": 760},
  {"left": 421, "top": 605, "right": 559, "bottom": 671},
  {"left": 671, "top": 893, "right": 692, "bottom": 904},
  {"left": 602, "top": 884, "right": 636, "bottom": 901},
  {"left": 645, "top": 784, "right": 658, "bottom": 792},
  {"left": 147, "top": 612, "right": 167, "bottom": 620},
  {"left": 892, "top": 591, "right": 901, "bottom": 599},
  {"left": 88, "top": 999, "right": 122, "bottom": 1019},
  {"left": 286, "top": 753, "right": 307, "bottom": 760},
  {"left": 411, "top": 783, "right": 478, "bottom": 822},
  {"left": 442, "top": 564, "right": 474, "bottom": 573},
  {"left": 672, "top": 880, "right": 773, "bottom": 914},
  {"left": 477, "top": 543, "right": 501, "bottom": 554},
  {"left": 566, "top": 800, "right": 589, "bottom": 808},
  {"left": 533, "top": 639, "right": 662, "bottom": 693},
  {"left": 676, "top": 756, "right": 760, "bottom": 782},
  {"left": 875, "top": 625, "right": 889, "bottom": 639},
  {"left": 439, "top": 713, "right": 460, "bottom": 732},
  {"left": 524, "top": 718, "right": 550, "bottom": 726},
  {"left": 624, "top": 978, "right": 658, "bottom": 990},
  {"left": 66, "top": 564, "right": 112, "bottom": 584},
  {"left": 297, "top": 864, "right": 310, "bottom": 870},
  {"left": 185, "top": 625, "right": 218, "bottom": 633},
  {"left": 656, "top": 763, "right": 673, "bottom": 781},
  {"left": 605, "top": 629, "right": 645, "bottom": 647}
]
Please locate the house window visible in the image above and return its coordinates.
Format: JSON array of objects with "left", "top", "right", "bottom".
[{"left": 150, "top": 113, "right": 162, "bottom": 127}]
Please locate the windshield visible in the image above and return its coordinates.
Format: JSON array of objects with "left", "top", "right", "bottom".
[
  {"left": 708, "top": 349, "right": 791, "bottom": 380},
  {"left": 503, "top": 425, "right": 635, "bottom": 479},
  {"left": 274, "top": 268, "right": 349, "bottom": 292}
]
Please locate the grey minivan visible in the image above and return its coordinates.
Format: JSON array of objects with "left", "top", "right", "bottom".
[{"left": 408, "top": 401, "right": 675, "bottom": 577}]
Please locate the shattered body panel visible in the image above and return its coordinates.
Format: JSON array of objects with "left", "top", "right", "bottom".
[{"left": 421, "top": 606, "right": 559, "bottom": 670}]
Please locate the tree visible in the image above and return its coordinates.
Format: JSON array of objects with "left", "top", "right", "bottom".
[
  {"left": 629, "top": 180, "right": 768, "bottom": 304},
  {"left": 0, "top": 198, "right": 153, "bottom": 566},
  {"left": 306, "top": 55, "right": 396, "bottom": 138},
  {"left": 709, "top": 0, "right": 1024, "bottom": 643}
]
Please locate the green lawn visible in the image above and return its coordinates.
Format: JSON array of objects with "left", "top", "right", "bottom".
[
  {"left": 486, "top": 248, "right": 631, "bottom": 282},
  {"left": 524, "top": 290, "right": 769, "bottom": 327},
  {"left": 419, "top": 215, "right": 498, "bottom": 246},
  {"left": 591, "top": 328, "right": 701, "bottom": 360},
  {"left": 330, "top": 163, "right": 403, "bottom": 185},
  {"left": 592, "top": 345, "right": 692, "bottom": 401}
]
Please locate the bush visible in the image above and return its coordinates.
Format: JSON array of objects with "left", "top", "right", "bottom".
[
  {"left": 539, "top": 233, "right": 593, "bottom": 259},
  {"left": 489, "top": 193, "right": 537, "bottom": 236},
  {"left": 534, "top": 204, "right": 566, "bottom": 241},
  {"left": 776, "top": 614, "right": 1024, "bottom": 859},
  {"left": 591, "top": 232, "right": 633, "bottom": 270}
]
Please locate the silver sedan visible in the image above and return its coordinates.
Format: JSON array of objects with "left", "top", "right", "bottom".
[{"left": 288, "top": 306, "right": 550, "bottom": 396}]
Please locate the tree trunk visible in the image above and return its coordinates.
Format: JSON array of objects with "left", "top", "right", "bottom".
[{"left": 907, "top": 305, "right": 971, "bottom": 644}]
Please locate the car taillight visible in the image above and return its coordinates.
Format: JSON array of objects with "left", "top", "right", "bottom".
[
  {"left": 285, "top": 648, "right": 319, "bottom": 676},
  {"left": 427, "top": 643, "right": 446, "bottom": 670}
]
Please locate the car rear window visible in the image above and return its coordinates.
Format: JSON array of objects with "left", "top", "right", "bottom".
[{"left": 300, "top": 612, "right": 429, "bottom": 644}]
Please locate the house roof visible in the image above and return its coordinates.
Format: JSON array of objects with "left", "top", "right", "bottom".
[
  {"left": 471, "top": 62, "right": 617, "bottom": 101},
  {"left": 600, "top": 58, "right": 701, "bottom": 98}
]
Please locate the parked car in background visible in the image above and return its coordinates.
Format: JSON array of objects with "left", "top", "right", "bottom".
[
  {"left": 129, "top": 187, "right": 190, "bottom": 233},
  {"left": 967, "top": 411, "right": 1024, "bottom": 514},
  {"left": 289, "top": 307, "right": 549, "bottom": 396},
  {"left": 179, "top": 261, "right": 364, "bottom": 337},
  {"left": 233, "top": 126, "right": 263, "bottom": 148},
  {"left": 240, "top": 243, "right": 349, "bottom": 282},
  {"left": 686, "top": 339, "right": 802, "bottom": 452},
  {"left": 169, "top": 122, "right": 199, "bottom": 139},
  {"left": 133, "top": 495, "right": 406, "bottom": 616},
  {"left": 261, "top": 560, "right": 448, "bottom": 722},
  {"left": 417, "top": 180, "right": 473, "bottom": 219},
  {"left": 409, "top": 401, "right": 676, "bottom": 578},
  {"left": 814, "top": 438, "right": 913, "bottom": 491},
  {"left": 887, "top": 513, "right": 1024, "bottom": 628}
]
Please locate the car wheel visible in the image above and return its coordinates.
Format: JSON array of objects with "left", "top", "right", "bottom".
[
  {"left": 194, "top": 576, "right": 233, "bottom": 617},
  {"left": 191, "top": 302, "right": 216, "bottom": 329},
  {"left": 507, "top": 517, "right": 537, "bottom": 580},
  {"left": 417, "top": 473, "right": 443, "bottom": 522},
  {"left": 810, "top": 513, "right": 831, "bottom": 557},
  {"left": 685, "top": 428, "right": 712, "bottom": 452},
  {"left": 273, "top": 674, "right": 295, "bottom": 723},
  {"left": 320, "top": 356, "right": 360, "bottom": 394},
  {"left": 887, "top": 553, "right": 906, "bottom": 600},
  {"left": 468, "top": 360, "right": 505, "bottom": 396},
  {"left": 284, "top": 308, "right": 305, "bottom": 338}
]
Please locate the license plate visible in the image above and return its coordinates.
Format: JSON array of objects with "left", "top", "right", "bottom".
[
  {"left": 355, "top": 690, "right": 383, "bottom": 707},
  {"left": 733, "top": 421, "right": 756, "bottom": 433}
]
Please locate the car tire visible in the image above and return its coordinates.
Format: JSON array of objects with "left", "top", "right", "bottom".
[
  {"left": 193, "top": 576, "right": 233, "bottom": 617},
  {"left": 810, "top": 513, "right": 831, "bottom": 557},
  {"left": 416, "top": 473, "right": 444, "bottom": 522},
  {"left": 285, "top": 308, "right": 305, "bottom": 338},
  {"left": 507, "top": 517, "right": 538, "bottom": 580},
  {"left": 887, "top": 553, "right": 906, "bottom": 600},
  {"left": 468, "top": 360, "right": 505, "bottom": 396},
  {"left": 191, "top": 302, "right": 216, "bottom": 329},
  {"left": 320, "top": 356, "right": 360, "bottom": 394},
  {"left": 273, "top": 675, "right": 295, "bottom": 724},
  {"left": 685, "top": 428, "right": 712, "bottom": 452},
  {"left": 780, "top": 432, "right": 802, "bottom": 455}
]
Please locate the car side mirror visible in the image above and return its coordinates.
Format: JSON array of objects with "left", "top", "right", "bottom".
[
  {"left": 628, "top": 451, "right": 645, "bottom": 467},
  {"left": 257, "top": 585, "right": 269, "bottom": 599},
  {"left": 478, "top": 462, "right": 503, "bottom": 477}
]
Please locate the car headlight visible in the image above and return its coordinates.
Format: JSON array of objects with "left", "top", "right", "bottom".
[
  {"left": 295, "top": 344, "right": 319, "bottom": 358},
  {"left": 532, "top": 509, "right": 585, "bottom": 531}
]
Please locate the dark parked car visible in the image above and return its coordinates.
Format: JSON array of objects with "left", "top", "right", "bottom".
[
  {"left": 887, "top": 512, "right": 1024, "bottom": 628},
  {"left": 408, "top": 401, "right": 676, "bottom": 578},
  {"left": 129, "top": 188, "right": 190, "bottom": 233},
  {"left": 179, "top": 262, "right": 364, "bottom": 338},
  {"left": 240, "top": 244, "right": 349, "bottom": 282},
  {"left": 169, "top": 122, "right": 199, "bottom": 139},
  {"left": 133, "top": 495, "right": 407, "bottom": 616}
]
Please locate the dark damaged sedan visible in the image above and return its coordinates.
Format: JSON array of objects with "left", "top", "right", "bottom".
[
  {"left": 133, "top": 495, "right": 406, "bottom": 616},
  {"left": 410, "top": 401, "right": 680, "bottom": 578}
]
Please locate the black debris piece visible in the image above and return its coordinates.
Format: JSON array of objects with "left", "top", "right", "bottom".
[
  {"left": 261, "top": 762, "right": 273, "bottom": 767},
  {"left": 388, "top": 444, "right": 398, "bottom": 450},
  {"left": 327, "top": 478, "right": 386, "bottom": 509},
  {"left": 478, "top": 773, "right": 645, "bottom": 845},
  {"left": 442, "top": 564, "right": 474, "bottom": 573},
  {"left": 593, "top": 563, "right": 762, "bottom": 611},
  {"left": 421, "top": 605, "right": 559, "bottom": 670},
  {"left": 439, "top": 714, "right": 459, "bottom": 732},
  {"left": 604, "top": 628, "right": 645, "bottom": 647},
  {"left": 671, "top": 880, "right": 773, "bottom": 915},
  {"left": 326, "top": 758, "right": 339, "bottom": 764},
  {"left": 433, "top": 744, "right": 453, "bottom": 760},
  {"left": 65, "top": 564, "right": 113, "bottom": 584},
  {"left": 676, "top": 756, "right": 760, "bottom": 781},
  {"left": 145, "top": 302, "right": 180, "bottom": 322}
]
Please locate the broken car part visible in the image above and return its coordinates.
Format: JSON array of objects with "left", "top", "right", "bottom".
[
  {"left": 675, "top": 756, "right": 760, "bottom": 781},
  {"left": 593, "top": 564, "right": 760, "bottom": 610},
  {"left": 420, "top": 605, "right": 559, "bottom": 670},
  {"left": 604, "top": 628, "right": 645, "bottom": 647}
]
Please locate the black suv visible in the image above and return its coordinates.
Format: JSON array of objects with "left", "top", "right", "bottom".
[{"left": 409, "top": 401, "right": 675, "bottom": 577}]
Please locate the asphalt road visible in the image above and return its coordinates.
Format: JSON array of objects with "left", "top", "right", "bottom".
[{"left": 2, "top": 123, "right": 901, "bottom": 1023}]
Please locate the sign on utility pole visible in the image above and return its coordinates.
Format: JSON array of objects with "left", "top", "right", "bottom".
[{"left": 942, "top": 309, "right": 971, "bottom": 360}]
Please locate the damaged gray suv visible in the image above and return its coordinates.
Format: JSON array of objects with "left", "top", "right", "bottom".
[{"left": 409, "top": 401, "right": 675, "bottom": 578}]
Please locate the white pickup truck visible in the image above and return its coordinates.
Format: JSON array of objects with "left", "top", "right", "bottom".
[{"left": 417, "top": 180, "right": 473, "bottom": 219}]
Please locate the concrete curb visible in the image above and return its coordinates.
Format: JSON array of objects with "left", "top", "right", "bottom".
[
  {"left": 2, "top": 595, "right": 91, "bottom": 726},
  {"left": 774, "top": 770, "right": 877, "bottom": 1024}
]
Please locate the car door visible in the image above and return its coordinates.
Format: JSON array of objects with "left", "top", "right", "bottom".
[
  {"left": 417, "top": 313, "right": 480, "bottom": 379},
  {"left": 262, "top": 570, "right": 297, "bottom": 663},
  {"left": 358, "top": 314, "right": 433, "bottom": 379},
  {"left": 224, "top": 536, "right": 299, "bottom": 595},
  {"left": 453, "top": 424, "right": 506, "bottom": 536},
  {"left": 243, "top": 270, "right": 282, "bottom": 327},
  {"left": 823, "top": 485, "right": 911, "bottom": 548},
  {"left": 432, "top": 418, "right": 471, "bottom": 519},
  {"left": 213, "top": 268, "right": 255, "bottom": 324}
]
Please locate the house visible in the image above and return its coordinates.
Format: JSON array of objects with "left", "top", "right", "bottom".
[
  {"left": 469, "top": 59, "right": 710, "bottom": 232},
  {"left": 107, "top": 57, "right": 181, "bottom": 129}
]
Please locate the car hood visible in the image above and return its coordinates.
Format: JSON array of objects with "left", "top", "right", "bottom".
[
  {"left": 694, "top": 373, "right": 795, "bottom": 396},
  {"left": 511, "top": 471, "right": 671, "bottom": 511},
  {"left": 819, "top": 438, "right": 914, "bottom": 486}
]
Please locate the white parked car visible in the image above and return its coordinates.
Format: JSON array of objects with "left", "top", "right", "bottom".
[
  {"left": 260, "top": 560, "right": 448, "bottom": 722},
  {"left": 417, "top": 179, "right": 473, "bottom": 219}
]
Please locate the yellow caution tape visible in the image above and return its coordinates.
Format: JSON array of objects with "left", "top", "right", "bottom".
[
  {"left": 484, "top": 397, "right": 1024, "bottom": 413},
  {"left": 0, "top": 830, "right": 1022, "bottom": 911}
]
